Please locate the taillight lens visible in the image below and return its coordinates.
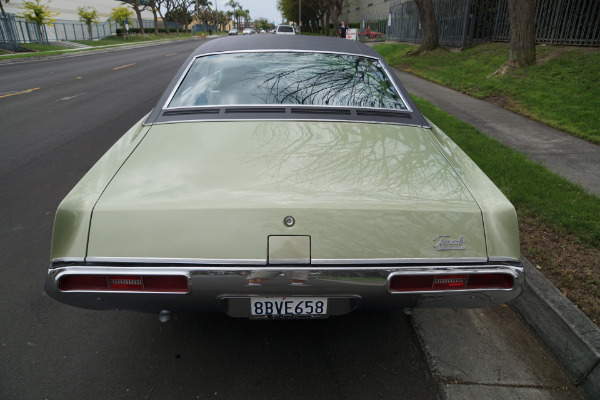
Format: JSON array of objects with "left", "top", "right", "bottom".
[
  {"left": 389, "top": 272, "right": 514, "bottom": 293},
  {"left": 59, "top": 274, "right": 188, "bottom": 293}
]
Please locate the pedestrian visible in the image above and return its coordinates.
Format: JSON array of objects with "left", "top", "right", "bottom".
[{"left": 339, "top": 22, "right": 347, "bottom": 38}]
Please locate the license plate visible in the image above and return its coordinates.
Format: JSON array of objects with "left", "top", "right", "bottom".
[{"left": 251, "top": 297, "right": 328, "bottom": 319}]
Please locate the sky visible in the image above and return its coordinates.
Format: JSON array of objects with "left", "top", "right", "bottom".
[{"left": 212, "top": 0, "right": 283, "bottom": 24}]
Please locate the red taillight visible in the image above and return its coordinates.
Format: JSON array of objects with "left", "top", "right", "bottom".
[
  {"left": 59, "top": 275, "right": 108, "bottom": 291},
  {"left": 466, "top": 273, "right": 514, "bottom": 289},
  {"left": 59, "top": 274, "right": 188, "bottom": 293},
  {"left": 389, "top": 273, "right": 514, "bottom": 293}
]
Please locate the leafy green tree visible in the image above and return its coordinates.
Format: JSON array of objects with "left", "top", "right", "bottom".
[
  {"left": 254, "top": 18, "right": 270, "bottom": 31},
  {"left": 110, "top": 5, "right": 134, "bottom": 37},
  {"left": 226, "top": 0, "right": 242, "bottom": 29},
  {"left": 277, "top": 0, "right": 326, "bottom": 33},
  {"left": 77, "top": 6, "right": 99, "bottom": 40},
  {"left": 18, "top": 0, "right": 59, "bottom": 43},
  {"left": 217, "top": 10, "right": 230, "bottom": 31}
]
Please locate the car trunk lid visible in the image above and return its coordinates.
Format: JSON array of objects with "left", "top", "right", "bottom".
[{"left": 87, "top": 121, "right": 487, "bottom": 262}]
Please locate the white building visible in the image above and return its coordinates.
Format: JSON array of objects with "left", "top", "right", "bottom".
[
  {"left": 341, "top": 0, "right": 391, "bottom": 24},
  {"left": 4, "top": 0, "right": 154, "bottom": 22}
]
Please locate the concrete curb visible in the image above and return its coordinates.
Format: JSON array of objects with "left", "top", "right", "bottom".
[{"left": 511, "top": 257, "right": 600, "bottom": 399}]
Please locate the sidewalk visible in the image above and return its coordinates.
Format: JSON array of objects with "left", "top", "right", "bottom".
[
  {"left": 392, "top": 68, "right": 600, "bottom": 399},
  {"left": 394, "top": 68, "right": 600, "bottom": 197}
]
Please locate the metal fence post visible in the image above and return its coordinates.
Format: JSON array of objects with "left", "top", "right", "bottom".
[{"left": 461, "top": 0, "right": 472, "bottom": 47}]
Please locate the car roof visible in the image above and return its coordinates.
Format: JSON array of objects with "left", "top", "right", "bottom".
[{"left": 189, "top": 35, "right": 380, "bottom": 58}]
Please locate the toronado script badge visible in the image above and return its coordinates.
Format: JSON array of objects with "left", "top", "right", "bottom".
[{"left": 433, "top": 235, "right": 466, "bottom": 251}]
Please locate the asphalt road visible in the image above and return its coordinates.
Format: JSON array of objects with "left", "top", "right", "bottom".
[{"left": 0, "top": 39, "right": 439, "bottom": 400}]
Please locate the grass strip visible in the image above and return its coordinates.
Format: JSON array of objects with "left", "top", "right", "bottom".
[
  {"left": 72, "top": 33, "right": 201, "bottom": 46},
  {"left": 0, "top": 33, "right": 207, "bottom": 60},
  {"left": 375, "top": 43, "right": 600, "bottom": 145},
  {"left": 412, "top": 96, "right": 600, "bottom": 250}
]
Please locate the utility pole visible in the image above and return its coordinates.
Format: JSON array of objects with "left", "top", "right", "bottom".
[{"left": 298, "top": 0, "right": 301, "bottom": 33}]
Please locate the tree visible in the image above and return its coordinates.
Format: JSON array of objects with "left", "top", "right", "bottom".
[
  {"left": 277, "top": 0, "right": 326, "bottom": 33},
  {"left": 0, "top": 0, "right": 10, "bottom": 17},
  {"left": 254, "top": 18, "right": 270, "bottom": 31},
  {"left": 165, "top": 2, "right": 194, "bottom": 33},
  {"left": 110, "top": 5, "right": 134, "bottom": 37},
  {"left": 119, "top": 0, "right": 150, "bottom": 35},
  {"left": 18, "top": 0, "right": 59, "bottom": 44},
  {"left": 414, "top": 0, "right": 439, "bottom": 51},
  {"left": 218, "top": 10, "right": 230, "bottom": 31},
  {"left": 147, "top": 0, "right": 159, "bottom": 35},
  {"left": 154, "top": 0, "right": 171, "bottom": 34},
  {"left": 507, "top": 0, "right": 536, "bottom": 68},
  {"left": 327, "top": 0, "right": 344, "bottom": 37},
  {"left": 1, "top": 0, "right": 17, "bottom": 46},
  {"left": 225, "top": 0, "right": 242, "bottom": 29},
  {"left": 77, "top": 6, "right": 99, "bottom": 40}
]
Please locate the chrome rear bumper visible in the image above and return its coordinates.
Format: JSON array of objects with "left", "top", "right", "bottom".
[{"left": 45, "top": 261, "right": 524, "bottom": 317}]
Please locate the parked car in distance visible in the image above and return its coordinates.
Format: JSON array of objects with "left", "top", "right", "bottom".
[
  {"left": 45, "top": 35, "right": 524, "bottom": 321},
  {"left": 228, "top": 28, "right": 238, "bottom": 35},
  {"left": 276, "top": 25, "right": 296, "bottom": 35},
  {"left": 243, "top": 28, "right": 256, "bottom": 35}
]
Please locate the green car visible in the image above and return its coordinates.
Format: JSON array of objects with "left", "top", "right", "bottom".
[{"left": 45, "top": 36, "right": 523, "bottom": 320}]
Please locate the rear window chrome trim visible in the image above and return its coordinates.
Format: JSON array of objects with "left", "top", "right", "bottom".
[
  {"left": 147, "top": 118, "right": 428, "bottom": 129},
  {"left": 161, "top": 49, "right": 413, "bottom": 113}
]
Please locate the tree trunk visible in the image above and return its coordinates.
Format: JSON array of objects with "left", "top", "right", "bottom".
[
  {"left": 174, "top": 15, "right": 180, "bottom": 33},
  {"left": 133, "top": 5, "right": 146, "bottom": 35},
  {"left": 36, "top": 23, "right": 46, "bottom": 44},
  {"left": 87, "top": 23, "right": 93, "bottom": 40},
  {"left": 327, "top": 0, "right": 343, "bottom": 37},
  {"left": 508, "top": 0, "right": 536, "bottom": 68},
  {"left": 152, "top": 7, "right": 159, "bottom": 35},
  {"left": 1, "top": 2, "right": 17, "bottom": 45},
  {"left": 158, "top": 8, "right": 170, "bottom": 34},
  {"left": 415, "top": 0, "right": 439, "bottom": 51}
]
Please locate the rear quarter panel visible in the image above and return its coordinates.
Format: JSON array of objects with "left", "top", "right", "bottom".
[{"left": 424, "top": 119, "right": 521, "bottom": 261}]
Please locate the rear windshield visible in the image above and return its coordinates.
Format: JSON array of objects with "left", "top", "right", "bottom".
[
  {"left": 278, "top": 26, "right": 294, "bottom": 33},
  {"left": 167, "top": 52, "right": 407, "bottom": 111}
]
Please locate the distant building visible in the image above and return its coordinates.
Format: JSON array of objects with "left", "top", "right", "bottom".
[
  {"left": 341, "top": 0, "right": 391, "bottom": 24},
  {"left": 4, "top": 0, "right": 154, "bottom": 22}
]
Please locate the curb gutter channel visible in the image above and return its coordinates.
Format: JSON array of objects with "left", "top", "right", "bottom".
[{"left": 511, "top": 257, "right": 600, "bottom": 399}]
